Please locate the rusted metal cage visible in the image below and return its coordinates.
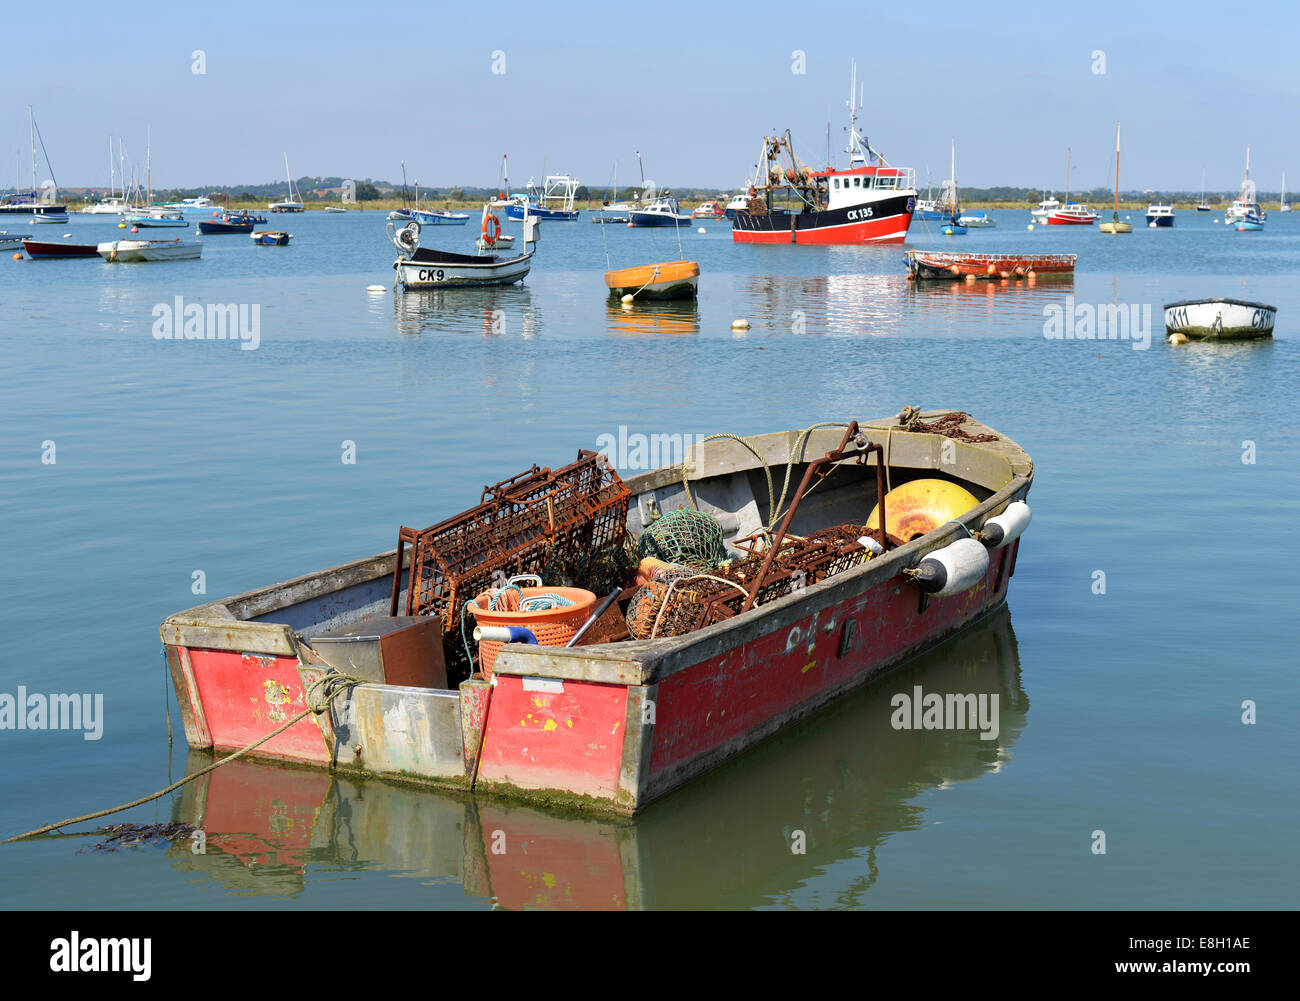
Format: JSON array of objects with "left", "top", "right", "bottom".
[
  {"left": 642, "top": 524, "right": 878, "bottom": 638},
  {"left": 389, "top": 451, "right": 631, "bottom": 650}
]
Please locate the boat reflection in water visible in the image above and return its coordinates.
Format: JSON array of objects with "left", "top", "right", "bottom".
[
  {"left": 604, "top": 298, "right": 699, "bottom": 337},
  {"left": 167, "top": 607, "right": 1026, "bottom": 909},
  {"left": 389, "top": 284, "right": 540, "bottom": 339}
]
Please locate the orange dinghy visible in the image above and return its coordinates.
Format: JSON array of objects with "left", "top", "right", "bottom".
[{"left": 605, "top": 260, "right": 700, "bottom": 300}]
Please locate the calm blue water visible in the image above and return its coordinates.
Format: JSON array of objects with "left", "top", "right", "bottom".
[{"left": 1, "top": 208, "right": 1297, "bottom": 909}]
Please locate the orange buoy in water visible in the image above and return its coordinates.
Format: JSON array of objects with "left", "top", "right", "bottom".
[
  {"left": 12, "top": 252, "right": 22, "bottom": 260},
  {"left": 867, "top": 479, "right": 980, "bottom": 543},
  {"left": 986, "top": 264, "right": 996, "bottom": 275},
  {"left": 130, "top": 226, "right": 138, "bottom": 233}
]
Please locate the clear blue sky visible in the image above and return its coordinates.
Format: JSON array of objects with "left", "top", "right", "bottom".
[{"left": 8, "top": 0, "right": 1297, "bottom": 194}]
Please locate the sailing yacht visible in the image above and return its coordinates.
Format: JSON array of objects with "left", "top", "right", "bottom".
[
  {"left": 1225, "top": 147, "right": 1265, "bottom": 229},
  {"left": 1196, "top": 168, "right": 1211, "bottom": 212},
  {"left": 1100, "top": 124, "right": 1133, "bottom": 233},
  {"left": 82, "top": 138, "right": 130, "bottom": 214},
  {"left": 269, "top": 154, "right": 305, "bottom": 212},
  {"left": 0, "top": 107, "right": 67, "bottom": 218},
  {"left": 941, "top": 140, "right": 966, "bottom": 235},
  {"left": 1280, "top": 172, "right": 1290, "bottom": 212}
]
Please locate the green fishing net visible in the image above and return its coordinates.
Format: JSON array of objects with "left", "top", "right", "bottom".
[{"left": 636, "top": 508, "right": 727, "bottom": 570}]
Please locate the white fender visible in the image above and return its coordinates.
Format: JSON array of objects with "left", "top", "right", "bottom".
[
  {"left": 913, "top": 538, "right": 989, "bottom": 596},
  {"left": 981, "top": 501, "right": 1032, "bottom": 548}
]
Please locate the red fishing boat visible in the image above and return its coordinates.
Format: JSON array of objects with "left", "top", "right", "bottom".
[
  {"left": 905, "top": 250, "right": 1077, "bottom": 280},
  {"left": 731, "top": 62, "right": 916, "bottom": 246},
  {"left": 161, "top": 411, "right": 1033, "bottom": 816},
  {"left": 21, "top": 238, "right": 101, "bottom": 258}
]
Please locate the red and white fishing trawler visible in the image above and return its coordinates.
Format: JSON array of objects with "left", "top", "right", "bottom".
[{"left": 731, "top": 62, "right": 916, "bottom": 245}]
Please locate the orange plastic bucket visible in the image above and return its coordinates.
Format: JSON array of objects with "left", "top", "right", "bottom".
[{"left": 468, "top": 586, "right": 596, "bottom": 676}]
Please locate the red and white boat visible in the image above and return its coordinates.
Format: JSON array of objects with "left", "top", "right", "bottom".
[
  {"left": 732, "top": 62, "right": 916, "bottom": 245},
  {"left": 1045, "top": 148, "right": 1096, "bottom": 224},
  {"left": 691, "top": 201, "right": 725, "bottom": 219},
  {"left": 905, "top": 250, "right": 1076, "bottom": 280},
  {"left": 1047, "top": 203, "right": 1097, "bottom": 225}
]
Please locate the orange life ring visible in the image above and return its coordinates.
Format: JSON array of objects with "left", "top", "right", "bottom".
[{"left": 481, "top": 213, "right": 500, "bottom": 245}]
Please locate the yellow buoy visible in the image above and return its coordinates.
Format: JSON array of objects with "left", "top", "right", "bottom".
[
  {"left": 731, "top": 319, "right": 750, "bottom": 330},
  {"left": 117, "top": 222, "right": 126, "bottom": 229},
  {"left": 1168, "top": 332, "right": 1188, "bottom": 345},
  {"left": 867, "top": 479, "right": 980, "bottom": 543},
  {"left": 621, "top": 293, "right": 634, "bottom": 304},
  {"left": 1027, "top": 223, "right": 1034, "bottom": 230}
]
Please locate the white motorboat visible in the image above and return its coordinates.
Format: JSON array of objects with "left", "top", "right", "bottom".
[
  {"left": 1163, "top": 298, "right": 1275, "bottom": 340},
  {"left": 97, "top": 238, "right": 202, "bottom": 262},
  {"left": 1224, "top": 146, "right": 1265, "bottom": 228},
  {"left": 629, "top": 194, "right": 692, "bottom": 227},
  {"left": 1030, "top": 194, "right": 1059, "bottom": 225},
  {"left": 390, "top": 206, "right": 538, "bottom": 289},
  {"left": 957, "top": 210, "right": 996, "bottom": 228}
]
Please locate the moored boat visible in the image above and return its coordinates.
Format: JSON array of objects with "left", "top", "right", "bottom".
[
  {"left": 1145, "top": 203, "right": 1174, "bottom": 226},
  {"left": 97, "top": 238, "right": 202, "bottom": 261},
  {"left": 1099, "top": 123, "right": 1133, "bottom": 234},
  {"left": 692, "top": 201, "right": 725, "bottom": 219},
  {"left": 250, "top": 231, "right": 292, "bottom": 245},
  {"left": 21, "top": 238, "right": 101, "bottom": 258},
  {"left": 159, "top": 412, "right": 1034, "bottom": 816},
  {"left": 904, "top": 250, "right": 1076, "bottom": 280},
  {"left": 629, "top": 194, "right": 693, "bottom": 227},
  {"left": 1048, "top": 203, "right": 1096, "bottom": 225},
  {"left": 958, "top": 210, "right": 995, "bottom": 228},
  {"left": 389, "top": 207, "right": 538, "bottom": 289},
  {"left": 1030, "top": 194, "right": 1059, "bottom": 226},
  {"left": 0, "top": 232, "right": 22, "bottom": 251},
  {"left": 1163, "top": 297, "right": 1275, "bottom": 340},
  {"left": 126, "top": 209, "right": 189, "bottom": 228},
  {"left": 268, "top": 154, "right": 305, "bottom": 212},
  {"left": 605, "top": 260, "right": 700, "bottom": 299},
  {"left": 506, "top": 174, "right": 580, "bottom": 221},
  {"left": 732, "top": 63, "right": 916, "bottom": 245},
  {"left": 199, "top": 211, "right": 256, "bottom": 234},
  {"left": 413, "top": 209, "right": 470, "bottom": 226},
  {"left": 1225, "top": 146, "right": 1265, "bottom": 228}
]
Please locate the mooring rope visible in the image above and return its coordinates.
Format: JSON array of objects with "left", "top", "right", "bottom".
[{"left": 0, "top": 671, "right": 362, "bottom": 845}]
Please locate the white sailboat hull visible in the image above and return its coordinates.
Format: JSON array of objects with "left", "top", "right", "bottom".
[{"left": 394, "top": 249, "right": 534, "bottom": 289}]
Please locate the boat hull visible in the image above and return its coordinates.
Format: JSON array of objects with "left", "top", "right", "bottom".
[
  {"left": 198, "top": 220, "right": 254, "bottom": 234},
  {"left": 1046, "top": 212, "right": 1096, "bottom": 225},
  {"left": 905, "top": 250, "right": 1076, "bottom": 279},
  {"left": 732, "top": 195, "right": 914, "bottom": 245},
  {"left": 0, "top": 202, "right": 68, "bottom": 216},
  {"left": 159, "top": 417, "right": 1032, "bottom": 815},
  {"left": 1145, "top": 214, "right": 1174, "bottom": 227},
  {"left": 97, "top": 239, "right": 202, "bottom": 261},
  {"left": 412, "top": 210, "right": 470, "bottom": 226},
  {"left": 395, "top": 248, "right": 534, "bottom": 288},
  {"left": 21, "top": 239, "right": 101, "bottom": 258},
  {"left": 127, "top": 216, "right": 189, "bottom": 228},
  {"left": 506, "top": 205, "right": 577, "bottom": 221},
  {"left": 1163, "top": 298, "right": 1275, "bottom": 340},
  {"left": 251, "top": 232, "right": 292, "bottom": 245},
  {"left": 628, "top": 211, "right": 692, "bottom": 227},
  {"left": 605, "top": 261, "right": 700, "bottom": 299}
]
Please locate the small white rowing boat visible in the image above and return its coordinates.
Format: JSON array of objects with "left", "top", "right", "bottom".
[
  {"left": 1163, "top": 298, "right": 1275, "bottom": 340},
  {"left": 97, "top": 238, "right": 202, "bottom": 262}
]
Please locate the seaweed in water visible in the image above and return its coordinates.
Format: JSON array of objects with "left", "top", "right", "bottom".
[{"left": 77, "top": 822, "right": 198, "bottom": 854}]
